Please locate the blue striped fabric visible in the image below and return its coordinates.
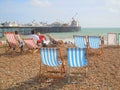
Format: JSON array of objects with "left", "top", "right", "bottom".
[
  {"left": 40, "top": 48, "right": 62, "bottom": 67},
  {"left": 67, "top": 48, "right": 87, "bottom": 67},
  {"left": 74, "top": 36, "right": 86, "bottom": 48},
  {"left": 88, "top": 36, "right": 100, "bottom": 49}
]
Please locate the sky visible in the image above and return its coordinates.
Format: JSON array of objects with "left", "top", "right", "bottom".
[{"left": 0, "top": 0, "right": 120, "bottom": 27}]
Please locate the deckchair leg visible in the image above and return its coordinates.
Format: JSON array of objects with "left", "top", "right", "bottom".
[
  {"left": 5, "top": 47, "right": 11, "bottom": 54},
  {"left": 45, "top": 66, "right": 48, "bottom": 72},
  {"left": 33, "top": 49, "right": 38, "bottom": 54},
  {"left": 20, "top": 46, "right": 24, "bottom": 53},
  {"left": 86, "top": 67, "right": 88, "bottom": 78},
  {"left": 86, "top": 49, "right": 89, "bottom": 59},
  {"left": 61, "top": 63, "right": 65, "bottom": 75}
]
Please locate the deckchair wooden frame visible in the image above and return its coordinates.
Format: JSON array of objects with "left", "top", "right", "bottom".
[
  {"left": 4, "top": 32, "right": 20, "bottom": 54},
  {"left": 87, "top": 36, "right": 103, "bottom": 56},
  {"left": 39, "top": 48, "right": 65, "bottom": 83}
]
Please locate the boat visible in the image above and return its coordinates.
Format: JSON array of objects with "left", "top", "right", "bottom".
[{"left": 0, "top": 18, "right": 81, "bottom": 37}]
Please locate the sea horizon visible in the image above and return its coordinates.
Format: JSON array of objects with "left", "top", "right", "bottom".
[
  {"left": 0, "top": 27, "right": 120, "bottom": 44},
  {"left": 47, "top": 27, "right": 120, "bottom": 39}
]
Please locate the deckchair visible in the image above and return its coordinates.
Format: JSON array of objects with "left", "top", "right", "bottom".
[
  {"left": 87, "top": 36, "right": 103, "bottom": 55},
  {"left": 107, "top": 33, "right": 118, "bottom": 46},
  {"left": 23, "top": 38, "right": 40, "bottom": 55},
  {"left": 73, "top": 35, "right": 87, "bottom": 48},
  {"left": 67, "top": 48, "right": 88, "bottom": 83},
  {"left": 39, "top": 48, "right": 65, "bottom": 82},
  {"left": 118, "top": 33, "right": 120, "bottom": 46},
  {"left": 4, "top": 32, "right": 20, "bottom": 54},
  {"left": 0, "top": 40, "right": 2, "bottom": 46}
]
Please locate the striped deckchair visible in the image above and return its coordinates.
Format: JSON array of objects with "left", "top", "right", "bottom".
[
  {"left": 39, "top": 48, "right": 65, "bottom": 80},
  {"left": 118, "top": 33, "right": 120, "bottom": 46},
  {"left": 88, "top": 36, "right": 103, "bottom": 55},
  {"left": 73, "top": 35, "right": 87, "bottom": 48},
  {"left": 4, "top": 32, "right": 20, "bottom": 54},
  {"left": 23, "top": 38, "right": 40, "bottom": 54},
  {"left": 0, "top": 40, "right": 2, "bottom": 46},
  {"left": 107, "top": 33, "right": 118, "bottom": 46},
  {"left": 67, "top": 48, "right": 88, "bottom": 83}
]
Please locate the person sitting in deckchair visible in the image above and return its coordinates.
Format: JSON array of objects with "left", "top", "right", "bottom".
[
  {"left": 37, "top": 32, "right": 47, "bottom": 47},
  {"left": 28, "top": 30, "right": 39, "bottom": 44},
  {"left": 47, "top": 34, "right": 64, "bottom": 45},
  {"left": 14, "top": 31, "right": 24, "bottom": 51}
]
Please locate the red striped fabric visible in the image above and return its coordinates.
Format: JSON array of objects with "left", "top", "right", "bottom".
[
  {"left": 4, "top": 32, "right": 18, "bottom": 48},
  {"left": 23, "top": 38, "right": 36, "bottom": 49}
]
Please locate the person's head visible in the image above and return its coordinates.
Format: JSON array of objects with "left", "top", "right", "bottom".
[
  {"left": 37, "top": 32, "right": 41, "bottom": 36},
  {"left": 31, "top": 30, "right": 36, "bottom": 34},
  {"left": 15, "top": 31, "right": 18, "bottom": 34}
]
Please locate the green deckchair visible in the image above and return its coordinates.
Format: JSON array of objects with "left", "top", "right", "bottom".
[{"left": 118, "top": 33, "right": 120, "bottom": 46}]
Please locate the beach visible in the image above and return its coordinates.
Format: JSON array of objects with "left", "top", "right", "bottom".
[
  {"left": 1, "top": 0, "right": 120, "bottom": 89},
  {"left": 0, "top": 44, "right": 120, "bottom": 90}
]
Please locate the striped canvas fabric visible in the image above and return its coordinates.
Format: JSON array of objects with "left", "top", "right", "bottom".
[
  {"left": 4, "top": 32, "right": 18, "bottom": 48},
  {"left": 107, "top": 33, "right": 117, "bottom": 46},
  {"left": 73, "top": 36, "right": 87, "bottom": 48},
  {"left": 67, "top": 48, "right": 87, "bottom": 67},
  {"left": 23, "top": 38, "right": 37, "bottom": 49},
  {"left": 118, "top": 33, "right": 120, "bottom": 45},
  {"left": 40, "top": 48, "right": 62, "bottom": 67},
  {"left": 88, "top": 36, "right": 101, "bottom": 49}
]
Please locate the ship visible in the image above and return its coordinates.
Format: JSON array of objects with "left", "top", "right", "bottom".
[{"left": 0, "top": 18, "right": 81, "bottom": 37}]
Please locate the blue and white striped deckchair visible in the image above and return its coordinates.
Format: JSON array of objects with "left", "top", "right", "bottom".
[
  {"left": 88, "top": 36, "right": 103, "bottom": 55},
  {"left": 67, "top": 48, "right": 88, "bottom": 82},
  {"left": 88, "top": 36, "right": 101, "bottom": 49},
  {"left": 73, "top": 35, "right": 87, "bottom": 48},
  {"left": 39, "top": 48, "right": 65, "bottom": 79},
  {"left": 67, "top": 48, "right": 87, "bottom": 67}
]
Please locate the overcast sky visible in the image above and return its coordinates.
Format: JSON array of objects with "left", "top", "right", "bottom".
[{"left": 0, "top": 0, "right": 120, "bottom": 27}]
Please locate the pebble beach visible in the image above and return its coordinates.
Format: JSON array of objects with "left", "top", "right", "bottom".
[{"left": 0, "top": 44, "right": 120, "bottom": 90}]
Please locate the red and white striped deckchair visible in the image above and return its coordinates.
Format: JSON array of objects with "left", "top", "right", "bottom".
[
  {"left": 23, "top": 38, "right": 41, "bottom": 55},
  {"left": 4, "top": 32, "right": 20, "bottom": 54}
]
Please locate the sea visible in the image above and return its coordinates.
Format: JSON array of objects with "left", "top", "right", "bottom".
[
  {"left": 0, "top": 28, "right": 120, "bottom": 44},
  {"left": 45, "top": 28, "right": 120, "bottom": 43}
]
